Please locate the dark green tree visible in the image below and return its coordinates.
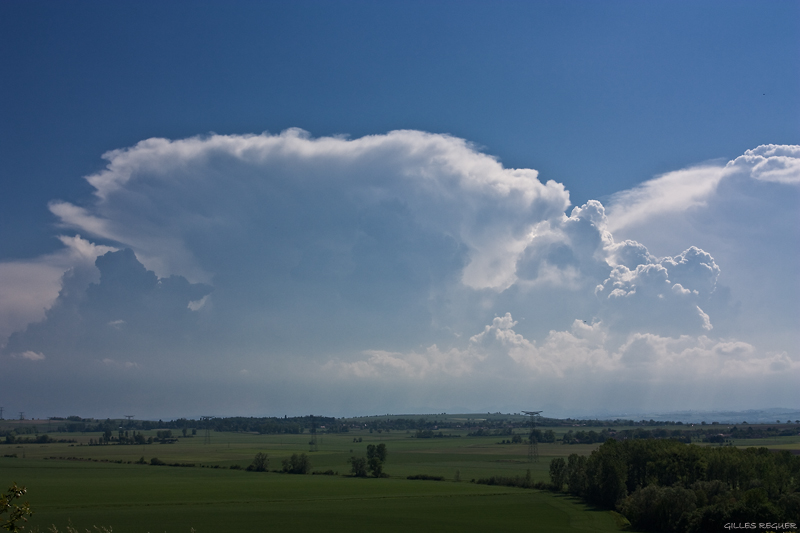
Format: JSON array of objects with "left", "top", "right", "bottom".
[
  {"left": 368, "top": 457, "right": 383, "bottom": 477},
  {"left": 366, "top": 443, "right": 388, "bottom": 476},
  {"left": 585, "top": 439, "right": 628, "bottom": 507},
  {"left": 282, "top": 453, "right": 311, "bottom": 474},
  {"left": 619, "top": 484, "right": 697, "bottom": 532},
  {"left": 566, "top": 453, "right": 588, "bottom": 496},
  {"left": 248, "top": 452, "right": 269, "bottom": 472},
  {"left": 549, "top": 457, "right": 567, "bottom": 490},
  {"left": 348, "top": 456, "right": 367, "bottom": 477},
  {"left": 366, "top": 443, "right": 387, "bottom": 462}
]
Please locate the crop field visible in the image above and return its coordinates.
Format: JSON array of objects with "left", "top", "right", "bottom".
[
  {"left": 3, "top": 419, "right": 799, "bottom": 532},
  {"left": 1, "top": 425, "right": 624, "bottom": 533}
]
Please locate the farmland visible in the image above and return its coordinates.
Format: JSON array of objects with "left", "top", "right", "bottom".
[
  {"left": 1, "top": 418, "right": 615, "bottom": 533},
  {"left": 2, "top": 416, "right": 799, "bottom": 532}
]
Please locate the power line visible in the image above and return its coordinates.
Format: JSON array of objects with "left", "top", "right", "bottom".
[
  {"left": 309, "top": 415, "right": 318, "bottom": 452},
  {"left": 523, "top": 411, "right": 542, "bottom": 462},
  {"left": 200, "top": 416, "right": 214, "bottom": 445}
]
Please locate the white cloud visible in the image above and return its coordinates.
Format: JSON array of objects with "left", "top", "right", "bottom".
[
  {"left": 660, "top": 246, "right": 720, "bottom": 296},
  {"left": 15, "top": 350, "right": 45, "bottom": 361},
  {"left": 187, "top": 295, "right": 209, "bottom": 311},
  {"left": 696, "top": 306, "right": 713, "bottom": 331},
  {"left": 470, "top": 314, "right": 616, "bottom": 377},
  {"left": 605, "top": 164, "right": 726, "bottom": 234},
  {"left": 338, "top": 313, "right": 795, "bottom": 384},
  {"left": 615, "top": 333, "right": 796, "bottom": 378},
  {"left": 333, "top": 343, "right": 486, "bottom": 379},
  {"left": 603, "top": 144, "right": 799, "bottom": 354},
  {"left": 607, "top": 240, "right": 655, "bottom": 270},
  {"left": 101, "top": 358, "right": 139, "bottom": 369},
  {"left": 604, "top": 144, "right": 799, "bottom": 244},
  {"left": 727, "top": 144, "right": 800, "bottom": 184}
]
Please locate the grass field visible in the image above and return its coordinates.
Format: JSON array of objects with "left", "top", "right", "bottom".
[
  {"left": 1, "top": 427, "right": 624, "bottom": 532},
  {"left": 4, "top": 427, "right": 606, "bottom": 482},
  {"left": 2, "top": 458, "right": 624, "bottom": 533},
  {"left": 3, "top": 422, "right": 798, "bottom": 532}
]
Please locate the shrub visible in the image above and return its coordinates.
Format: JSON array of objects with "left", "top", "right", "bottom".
[{"left": 476, "top": 474, "right": 532, "bottom": 489}]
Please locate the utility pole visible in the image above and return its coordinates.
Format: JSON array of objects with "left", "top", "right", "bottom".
[
  {"left": 309, "top": 415, "right": 318, "bottom": 452},
  {"left": 200, "top": 416, "right": 214, "bottom": 445},
  {"left": 523, "top": 411, "right": 542, "bottom": 462}
]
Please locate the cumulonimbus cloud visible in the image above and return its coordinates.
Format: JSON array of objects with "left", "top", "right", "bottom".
[
  {"left": 0, "top": 132, "right": 796, "bottom": 416},
  {"left": 48, "top": 129, "right": 570, "bottom": 290}
]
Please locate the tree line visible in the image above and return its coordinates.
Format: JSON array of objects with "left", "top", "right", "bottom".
[{"left": 549, "top": 439, "right": 800, "bottom": 532}]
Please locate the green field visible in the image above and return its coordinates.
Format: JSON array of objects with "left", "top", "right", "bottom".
[
  {"left": 1, "top": 427, "right": 623, "bottom": 533},
  {"left": 4, "top": 421, "right": 798, "bottom": 532}
]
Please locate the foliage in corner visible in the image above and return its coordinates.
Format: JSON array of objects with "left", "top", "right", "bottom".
[{"left": 1, "top": 482, "right": 33, "bottom": 533}]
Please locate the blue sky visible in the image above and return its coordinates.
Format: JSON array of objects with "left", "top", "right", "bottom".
[{"left": 1, "top": 1, "right": 798, "bottom": 419}]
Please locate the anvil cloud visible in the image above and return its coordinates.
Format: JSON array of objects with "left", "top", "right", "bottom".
[{"left": 1, "top": 131, "right": 797, "bottom": 418}]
